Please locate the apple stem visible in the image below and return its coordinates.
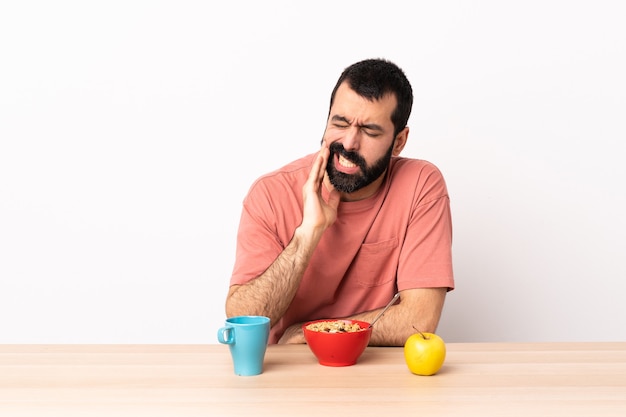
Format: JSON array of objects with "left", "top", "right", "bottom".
[{"left": 412, "top": 325, "right": 428, "bottom": 339}]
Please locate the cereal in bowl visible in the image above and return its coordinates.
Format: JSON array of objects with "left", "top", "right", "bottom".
[{"left": 305, "top": 320, "right": 364, "bottom": 333}]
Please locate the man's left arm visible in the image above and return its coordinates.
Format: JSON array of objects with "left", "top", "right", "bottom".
[
  {"left": 349, "top": 287, "right": 447, "bottom": 346},
  {"left": 277, "top": 288, "right": 446, "bottom": 346}
]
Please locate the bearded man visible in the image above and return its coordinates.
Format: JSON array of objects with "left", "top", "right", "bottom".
[{"left": 225, "top": 59, "right": 454, "bottom": 346}]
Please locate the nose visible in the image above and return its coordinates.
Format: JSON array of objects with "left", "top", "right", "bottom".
[{"left": 341, "top": 127, "right": 360, "bottom": 151}]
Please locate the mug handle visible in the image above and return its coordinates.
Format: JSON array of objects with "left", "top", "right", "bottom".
[{"left": 217, "top": 325, "right": 235, "bottom": 344}]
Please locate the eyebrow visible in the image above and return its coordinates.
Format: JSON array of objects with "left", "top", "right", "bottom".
[{"left": 331, "top": 115, "right": 384, "bottom": 132}]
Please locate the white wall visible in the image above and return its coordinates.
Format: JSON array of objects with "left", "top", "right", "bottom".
[{"left": 1, "top": 1, "right": 624, "bottom": 343}]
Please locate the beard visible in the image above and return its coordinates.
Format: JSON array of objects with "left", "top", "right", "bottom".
[{"left": 325, "top": 141, "right": 395, "bottom": 193}]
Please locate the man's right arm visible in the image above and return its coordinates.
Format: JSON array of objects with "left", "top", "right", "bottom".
[
  {"left": 225, "top": 225, "right": 317, "bottom": 324},
  {"left": 225, "top": 146, "right": 340, "bottom": 326}
]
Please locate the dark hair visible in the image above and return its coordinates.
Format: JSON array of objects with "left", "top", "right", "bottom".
[{"left": 329, "top": 58, "right": 413, "bottom": 137}]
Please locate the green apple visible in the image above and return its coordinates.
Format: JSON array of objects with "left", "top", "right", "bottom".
[{"left": 403, "top": 331, "right": 446, "bottom": 376}]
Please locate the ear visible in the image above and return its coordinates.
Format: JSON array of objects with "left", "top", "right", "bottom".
[{"left": 392, "top": 127, "right": 409, "bottom": 156}]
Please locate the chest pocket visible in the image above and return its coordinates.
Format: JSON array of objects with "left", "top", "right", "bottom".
[{"left": 350, "top": 237, "right": 399, "bottom": 287}]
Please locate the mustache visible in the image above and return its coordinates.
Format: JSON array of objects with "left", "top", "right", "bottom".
[{"left": 328, "top": 143, "right": 366, "bottom": 169}]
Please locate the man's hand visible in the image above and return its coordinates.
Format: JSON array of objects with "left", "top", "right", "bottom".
[{"left": 298, "top": 145, "right": 340, "bottom": 240}]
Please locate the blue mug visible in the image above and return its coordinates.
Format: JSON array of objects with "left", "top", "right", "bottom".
[{"left": 217, "top": 315, "right": 270, "bottom": 376}]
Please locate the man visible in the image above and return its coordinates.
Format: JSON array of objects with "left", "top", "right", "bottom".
[{"left": 226, "top": 58, "right": 454, "bottom": 346}]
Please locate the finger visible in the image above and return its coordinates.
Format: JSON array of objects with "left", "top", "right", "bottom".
[
  {"left": 316, "top": 146, "right": 330, "bottom": 183},
  {"left": 305, "top": 147, "right": 327, "bottom": 191}
]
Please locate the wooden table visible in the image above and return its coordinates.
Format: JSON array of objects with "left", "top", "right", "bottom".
[{"left": 1, "top": 343, "right": 625, "bottom": 416}]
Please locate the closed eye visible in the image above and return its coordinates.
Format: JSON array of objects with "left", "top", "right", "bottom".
[
  {"left": 362, "top": 128, "right": 382, "bottom": 138},
  {"left": 360, "top": 124, "right": 384, "bottom": 138},
  {"left": 331, "top": 115, "right": 351, "bottom": 128}
]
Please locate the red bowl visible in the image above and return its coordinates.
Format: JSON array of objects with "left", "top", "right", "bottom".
[{"left": 302, "top": 319, "right": 372, "bottom": 366}]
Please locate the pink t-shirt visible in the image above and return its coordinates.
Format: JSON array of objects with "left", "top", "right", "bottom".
[{"left": 230, "top": 152, "right": 454, "bottom": 343}]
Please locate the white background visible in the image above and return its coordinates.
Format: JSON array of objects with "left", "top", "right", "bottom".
[{"left": 1, "top": 1, "right": 625, "bottom": 343}]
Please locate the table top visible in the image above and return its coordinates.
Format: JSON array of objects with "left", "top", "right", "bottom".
[{"left": 1, "top": 342, "right": 625, "bottom": 416}]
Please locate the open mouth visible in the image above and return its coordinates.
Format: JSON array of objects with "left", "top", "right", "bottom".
[
  {"left": 338, "top": 154, "right": 357, "bottom": 168},
  {"left": 335, "top": 153, "right": 360, "bottom": 174}
]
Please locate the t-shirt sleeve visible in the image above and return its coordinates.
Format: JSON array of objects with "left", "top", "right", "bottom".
[
  {"left": 396, "top": 165, "right": 455, "bottom": 291},
  {"left": 229, "top": 179, "right": 286, "bottom": 286}
]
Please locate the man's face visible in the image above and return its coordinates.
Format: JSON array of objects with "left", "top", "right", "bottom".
[
  {"left": 322, "top": 82, "right": 400, "bottom": 198},
  {"left": 326, "top": 141, "right": 394, "bottom": 194}
]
